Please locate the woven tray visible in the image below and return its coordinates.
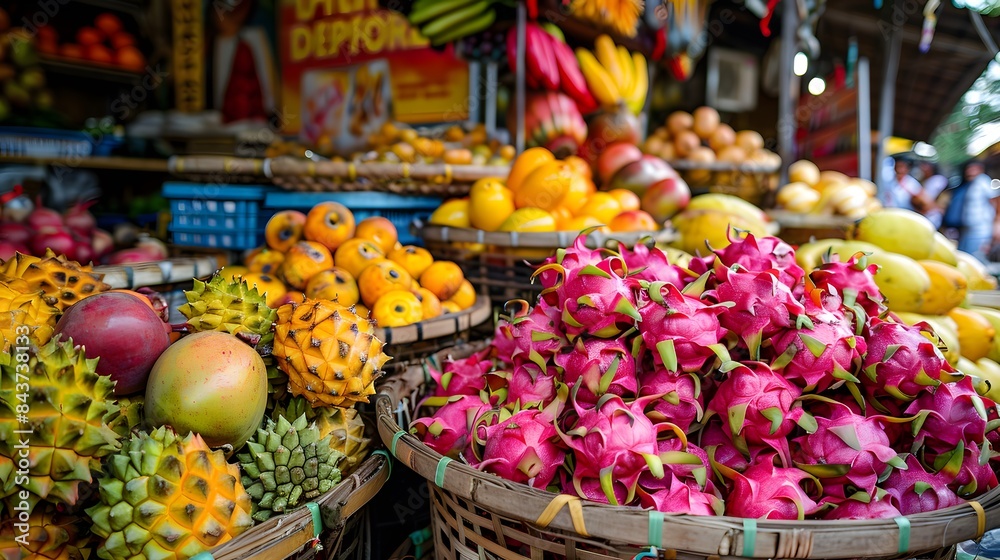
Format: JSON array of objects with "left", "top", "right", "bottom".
[
  {"left": 418, "top": 226, "right": 678, "bottom": 307},
  {"left": 207, "top": 451, "right": 390, "bottom": 560},
  {"left": 167, "top": 156, "right": 508, "bottom": 197},
  {"left": 376, "top": 343, "right": 1000, "bottom": 560}
]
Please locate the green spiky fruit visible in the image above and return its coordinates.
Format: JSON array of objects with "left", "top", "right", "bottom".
[
  {"left": 270, "top": 397, "right": 369, "bottom": 471},
  {"left": 264, "top": 356, "right": 289, "bottom": 409},
  {"left": 178, "top": 274, "right": 277, "bottom": 348},
  {"left": 0, "top": 503, "right": 91, "bottom": 559},
  {"left": 237, "top": 414, "right": 343, "bottom": 522},
  {"left": 103, "top": 396, "right": 145, "bottom": 439},
  {"left": 0, "top": 339, "right": 120, "bottom": 515},
  {"left": 86, "top": 426, "right": 254, "bottom": 560}
]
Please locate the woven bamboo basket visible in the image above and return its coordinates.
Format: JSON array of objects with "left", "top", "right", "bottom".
[
  {"left": 205, "top": 451, "right": 391, "bottom": 560},
  {"left": 375, "top": 297, "right": 494, "bottom": 377},
  {"left": 765, "top": 210, "right": 855, "bottom": 246},
  {"left": 669, "top": 160, "right": 781, "bottom": 208},
  {"left": 376, "top": 343, "right": 1000, "bottom": 560},
  {"left": 167, "top": 155, "right": 508, "bottom": 197},
  {"left": 418, "top": 225, "right": 678, "bottom": 307}
]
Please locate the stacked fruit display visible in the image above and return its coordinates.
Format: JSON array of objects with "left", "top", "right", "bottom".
[
  {"left": 575, "top": 34, "right": 648, "bottom": 115},
  {"left": 0, "top": 17, "right": 54, "bottom": 121},
  {"left": 794, "top": 208, "right": 1000, "bottom": 390},
  {"left": 36, "top": 13, "right": 145, "bottom": 71},
  {"left": 0, "top": 249, "right": 379, "bottom": 557},
  {"left": 428, "top": 147, "right": 665, "bottom": 234},
  {"left": 775, "top": 160, "right": 882, "bottom": 218},
  {"left": 412, "top": 230, "right": 1000, "bottom": 520},
  {"left": 643, "top": 107, "right": 781, "bottom": 169},
  {"left": 507, "top": 23, "right": 599, "bottom": 115},
  {"left": 406, "top": 0, "right": 505, "bottom": 46},
  {"left": 236, "top": 203, "right": 475, "bottom": 328},
  {"left": 569, "top": 0, "right": 644, "bottom": 37}
]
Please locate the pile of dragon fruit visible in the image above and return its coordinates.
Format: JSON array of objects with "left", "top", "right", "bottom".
[{"left": 410, "top": 233, "right": 1000, "bottom": 520}]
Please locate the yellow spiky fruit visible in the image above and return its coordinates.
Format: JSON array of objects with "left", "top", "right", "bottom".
[
  {"left": 273, "top": 299, "right": 391, "bottom": 408},
  {"left": 0, "top": 251, "right": 110, "bottom": 312},
  {"left": 0, "top": 278, "right": 59, "bottom": 352},
  {"left": 0, "top": 503, "right": 91, "bottom": 559}
]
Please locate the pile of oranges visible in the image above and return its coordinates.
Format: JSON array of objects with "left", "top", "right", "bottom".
[
  {"left": 428, "top": 147, "right": 660, "bottom": 233},
  {"left": 219, "top": 203, "right": 475, "bottom": 328}
]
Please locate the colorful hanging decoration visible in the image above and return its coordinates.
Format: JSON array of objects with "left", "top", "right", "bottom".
[{"left": 920, "top": 0, "right": 940, "bottom": 53}]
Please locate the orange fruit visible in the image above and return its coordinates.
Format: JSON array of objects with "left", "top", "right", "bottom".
[
  {"left": 110, "top": 32, "right": 135, "bottom": 49},
  {"left": 116, "top": 46, "right": 145, "bottom": 71},
  {"left": 86, "top": 44, "right": 114, "bottom": 65},
  {"left": 506, "top": 147, "right": 555, "bottom": 196},
  {"left": 278, "top": 291, "right": 307, "bottom": 306},
  {"left": 412, "top": 287, "right": 442, "bottom": 320},
  {"left": 609, "top": 210, "right": 660, "bottom": 232},
  {"left": 576, "top": 192, "right": 623, "bottom": 224},
  {"left": 560, "top": 215, "right": 605, "bottom": 232},
  {"left": 264, "top": 210, "right": 307, "bottom": 252},
  {"left": 334, "top": 238, "right": 385, "bottom": 278},
  {"left": 354, "top": 216, "right": 399, "bottom": 254},
  {"left": 59, "top": 44, "right": 84, "bottom": 59},
  {"left": 76, "top": 27, "right": 103, "bottom": 46},
  {"left": 560, "top": 173, "right": 593, "bottom": 216},
  {"left": 469, "top": 177, "right": 515, "bottom": 231},
  {"left": 358, "top": 260, "right": 413, "bottom": 308},
  {"left": 564, "top": 155, "right": 593, "bottom": 182},
  {"left": 305, "top": 267, "right": 359, "bottom": 307},
  {"left": 441, "top": 301, "right": 462, "bottom": 314},
  {"left": 304, "top": 201, "right": 356, "bottom": 252},
  {"left": 95, "top": 12, "right": 123, "bottom": 35},
  {"left": 419, "top": 261, "right": 464, "bottom": 301},
  {"left": 388, "top": 245, "right": 434, "bottom": 279},
  {"left": 444, "top": 279, "right": 476, "bottom": 310},
  {"left": 279, "top": 241, "right": 334, "bottom": 290},
  {"left": 372, "top": 291, "right": 423, "bottom": 327},
  {"left": 246, "top": 249, "right": 285, "bottom": 276},
  {"left": 514, "top": 161, "right": 577, "bottom": 211},
  {"left": 242, "top": 273, "right": 288, "bottom": 308},
  {"left": 608, "top": 189, "right": 641, "bottom": 212}
]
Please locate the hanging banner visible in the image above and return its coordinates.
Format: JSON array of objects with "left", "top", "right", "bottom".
[{"left": 278, "top": 0, "right": 470, "bottom": 148}]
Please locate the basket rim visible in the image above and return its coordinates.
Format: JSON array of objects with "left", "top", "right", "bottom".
[
  {"left": 417, "top": 225, "right": 678, "bottom": 249},
  {"left": 765, "top": 209, "right": 858, "bottom": 229},
  {"left": 207, "top": 451, "right": 391, "bottom": 559},
  {"left": 375, "top": 297, "right": 492, "bottom": 346},
  {"left": 376, "top": 343, "right": 1000, "bottom": 559},
  {"left": 667, "top": 159, "right": 781, "bottom": 173}
]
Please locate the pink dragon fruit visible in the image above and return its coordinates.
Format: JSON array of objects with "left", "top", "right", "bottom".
[
  {"left": 717, "top": 454, "right": 823, "bottom": 520},
  {"left": 410, "top": 394, "right": 491, "bottom": 458},
  {"left": 809, "top": 252, "right": 886, "bottom": 319},
  {"left": 505, "top": 361, "right": 561, "bottom": 408},
  {"left": 861, "top": 318, "right": 960, "bottom": 402},
  {"left": 535, "top": 233, "right": 608, "bottom": 292},
  {"left": 430, "top": 348, "right": 495, "bottom": 397},
  {"left": 617, "top": 241, "right": 691, "bottom": 286},
  {"left": 699, "top": 418, "right": 751, "bottom": 474},
  {"left": 791, "top": 399, "right": 905, "bottom": 494},
  {"left": 533, "top": 256, "right": 641, "bottom": 340},
  {"left": 705, "top": 361, "right": 814, "bottom": 463},
  {"left": 638, "top": 370, "right": 704, "bottom": 433},
  {"left": 636, "top": 473, "right": 724, "bottom": 515},
  {"left": 928, "top": 440, "right": 998, "bottom": 497},
  {"left": 822, "top": 489, "right": 903, "bottom": 520},
  {"left": 554, "top": 337, "right": 638, "bottom": 405},
  {"left": 467, "top": 408, "right": 566, "bottom": 490},
  {"left": 882, "top": 455, "right": 964, "bottom": 514},
  {"left": 493, "top": 299, "right": 567, "bottom": 368},
  {"left": 636, "top": 282, "right": 728, "bottom": 373},
  {"left": 709, "top": 266, "right": 806, "bottom": 359},
  {"left": 906, "top": 377, "right": 992, "bottom": 453},
  {"left": 712, "top": 232, "right": 805, "bottom": 290},
  {"left": 558, "top": 395, "right": 674, "bottom": 506},
  {"left": 769, "top": 289, "right": 867, "bottom": 393}
]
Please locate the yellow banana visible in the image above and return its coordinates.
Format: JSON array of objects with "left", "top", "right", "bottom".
[
  {"left": 617, "top": 45, "right": 634, "bottom": 99},
  {"left": 594, "top": 35, "right": 624, "bottom": 84},
  {"left": 576, "top": 48, "right": 622, "bottom": 107},
  {"left": 626, "top": 51, "right": 648, "bottom": 114}
]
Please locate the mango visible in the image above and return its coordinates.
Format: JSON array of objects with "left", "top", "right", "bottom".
[
  {"left": 686, "top": 194, "right": 770, "bottom": 230},
  {"left": 865, "top": 251, "right": 930, "bottom": 313},
  {"left": 893, "top": 312, "right": 961, "bottom": 367},
  {"left": 429, "top": 198, "right": 471, "bottom": 228},
  {"left": 971, "top": 306, "right": 1000, "bottom": 363},
  {"left": 498, "top": 207, "right": 556, "bottom": 232},
  {"left": 975, "top": 358, "right": 1000, "bottom": 401},
  {"left": 948, "top": 307, "right": 997, "bottom": 362},
  {"left": 927, "top": 232, "right": 959, "bottom": 266},
  {"left": 916, "top": 260, "right": 968, "bottom": 315},
  {"left": 794, "top": 238, "right": 844, "bottom": 270},
  {"left": 849, "top": 208, "right": 936, "bottom": 260},
  {"left": 957, "top": 251, "right": 999, "bottom": 291},
  {"left": 670, "top": 209, "right": 769, "bottom": 257}
]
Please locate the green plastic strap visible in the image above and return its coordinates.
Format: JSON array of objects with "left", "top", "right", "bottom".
[
  {"left": 893, "top": 516, "right": 911, "bottom": 554},
  {"left": 190, "top": 553, "right": 214, "bottom": 560},
  {"left": 391, "top": 430, "right": 406, "bottom": 457},
  {"left": 434, "top": 457, "right": 452, "bottom": 487},
  {"left": 648, "top": 511, "right": 664, "bottom": 548},
  {"left": 742, "top": 518, "right": 757, "bottom": 558},
  {"left": 305, "top": 502, "right": 323, "bottom": 539},
  {"left": 372, "top": 449, "right": 392, "bottom": 478}
]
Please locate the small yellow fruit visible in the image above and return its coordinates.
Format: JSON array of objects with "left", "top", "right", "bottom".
[
  {"left": 469, "top": 178, "right": 515, "bottom": 231},
  {"left": 372, "top": 291, "right": 423, "bottom": 327},
  {"left": 576, "top": 192, "right": 622, "bottom": 224},
  {"left": 241, "top": 273, "right": 287, "bottom": 308},
  {"left": 441, "top": 300, "right": 462, "bottom": 314},
  {"left": 497, "top": 208, "right": 557, "bottom": 233},
  {"left": 429, "top": 198, "right": 471, "bottom": 228},
  {"left": 948, "top": 307, "right": 997, "bottom": 362},
  {"left": 358, "top": 260, "right": 414, "bottom": 308},
  {"left": 388, "top": 245, "right": 434, "bottom": 279},
  {"left": 305, "top": 267, "right": 359, "bottom": 307},
  {"left": 445, "top": 279, "right": 477, "bottom": 310},
  {"left": 217, "top": 265, "right": 248, "bottom": 282},
  {"left": 413, "top": 287, "right": 442, "bottom": 319}
]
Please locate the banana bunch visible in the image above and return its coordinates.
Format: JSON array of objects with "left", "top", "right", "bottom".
[
  {"left": 408, "top": 0, "right": 499, "bottom": 46},
  {"left": 570, "top": 0, "right": 644, "bottom": 37},
  {"left": 576, "top": 35, "right": 648, "bottom": 115}
]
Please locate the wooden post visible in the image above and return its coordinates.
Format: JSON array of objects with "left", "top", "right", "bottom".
[
  {"left": 485, "top": 61, "right": 499, "bottom": 138},
  {"left": 515, "top": 3, "right": 527, "bottom": 153},
  {"left": 857, "top": 57, "right": 873, "bottom": 181},
  {"left": 777, "top": 0, "right": 799, "bottom": 186},
  {"left": 876, "top": 1, "right": 903, "bottom": 194}
]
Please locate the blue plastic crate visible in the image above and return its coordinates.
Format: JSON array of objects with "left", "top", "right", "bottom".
[
  {"left": 163, "top": 183, "right": 277, "bottom": 250},
  {"left": 263, "top": 192, "right": 443, "bottom": 246}
]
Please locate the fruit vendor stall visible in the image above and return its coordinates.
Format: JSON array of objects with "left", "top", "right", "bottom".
[{"left": 5, "top": 0, "right": 1000, "bottom": 559}]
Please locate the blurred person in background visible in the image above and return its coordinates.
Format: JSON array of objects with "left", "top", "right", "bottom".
[
  {"left": 881, "top": 158, "right": 923, "bottom": 211},
  {"left": 911, "top": 160, "right": 948, "bottom": 228},
  {"left": 941, "top": 160, "right": 1000, "bottom": 263}
]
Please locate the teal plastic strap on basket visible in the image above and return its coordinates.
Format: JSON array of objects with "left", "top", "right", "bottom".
[
  {"left": 190, "top": 553, "right": 213, "bottom": 560},
  {"left": 390, "top": 430, "right": 406, "bottom": 457},
  {"left": 372, "top": 449, "right": 392, "bottom": 478},
  {"left": 742, "top": 518, "right": 757, "bottom": 558},
  {"left": 633, "top": 548, "right": 658, "bottom": 560},
  {"left": 305, "top": 502, "right": 323, "bottom": 539},
  {"left": 893, "top": 516, "right": 911, "bottom": 554},
  {"left": 434, "top": 457, "right": 452, "bottom": 487},
  {"left": 648, "top": 511, "right": 664, "bottom": 548}
]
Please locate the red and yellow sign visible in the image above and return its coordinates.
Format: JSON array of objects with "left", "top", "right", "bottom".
[{"left": 279, "top": 0, "right": 470, "bottom": 137}]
